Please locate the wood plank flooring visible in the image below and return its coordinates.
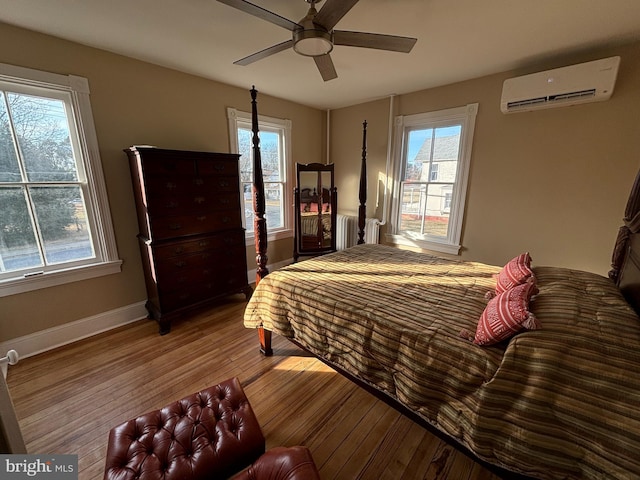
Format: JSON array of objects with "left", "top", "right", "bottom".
[{"left": 6, "top": 295, "right": 503, "bottom": 480}]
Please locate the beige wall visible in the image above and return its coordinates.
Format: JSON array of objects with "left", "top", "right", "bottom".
[
  {"left": 330, "top": 41, "right": 640, "bottom": 276},
  {"left": 0, "top": 22, "right": 324, "bottom": 341}
]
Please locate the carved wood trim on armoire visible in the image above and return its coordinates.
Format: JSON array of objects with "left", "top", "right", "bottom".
[{"left": 125, "top": 146, "right": 252, "bottom": 335}]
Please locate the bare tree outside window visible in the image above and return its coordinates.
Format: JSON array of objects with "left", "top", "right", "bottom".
[{"left": 0, "top": 91, "right": 93, "bottom": 273}]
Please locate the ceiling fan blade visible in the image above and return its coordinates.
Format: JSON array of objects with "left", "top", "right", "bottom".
[
  {"left": 314, "top": 0, "right": 359, "bottom": 31},
  {"left": 333, "top": 30, "right": 417, "bottom": 53},
  {"left": 234, "top": 40, "right": 293, "bottom": 66},
  {"left": 314, "top": 54, "right": 338, "bottom": 81},
  {"left": 217, "top": 0, "right": 300, "bottom": 31}
]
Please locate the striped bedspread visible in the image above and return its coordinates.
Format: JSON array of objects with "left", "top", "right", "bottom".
[{"left": 244, "top": 244, "right": 640, "bottom": 479}]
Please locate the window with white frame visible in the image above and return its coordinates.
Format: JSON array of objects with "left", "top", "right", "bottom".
[
  {"left": 0, "top": 63, "right": 120, "bottom": 297},
  {"left": 389, "top": 103, "right": 478, "bottom": 255},
  {"left": 226, "top": 108, "right": 292, "bottom": 242}
]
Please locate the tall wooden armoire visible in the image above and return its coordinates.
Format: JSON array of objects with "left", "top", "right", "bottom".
[{"left": 125, "top": 146, "right": 252, "bottom": 334}]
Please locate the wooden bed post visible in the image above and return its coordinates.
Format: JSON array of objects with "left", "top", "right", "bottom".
[
  {"left": 357, "top": 120, "right": 367, "bottom": 244},
  {"left": 250, "top": 86, "right": 272, "bottom": 356}
]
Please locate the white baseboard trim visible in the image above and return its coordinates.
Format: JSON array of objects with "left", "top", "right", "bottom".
[{"left": 0, "top": 301, "right": 148, "bottom": 363}]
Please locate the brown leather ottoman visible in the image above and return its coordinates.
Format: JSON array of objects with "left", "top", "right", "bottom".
[{"left": 104, "top": 377, "right": 320, "bottom": 480}]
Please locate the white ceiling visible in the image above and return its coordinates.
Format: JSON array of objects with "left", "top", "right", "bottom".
[{"left": 1, "top": 0, "right": 640, "bottom": 110}]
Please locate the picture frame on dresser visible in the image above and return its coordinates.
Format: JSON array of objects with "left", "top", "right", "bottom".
[{"left": 125, "top": 146, "right": 252, "bottom": 334}]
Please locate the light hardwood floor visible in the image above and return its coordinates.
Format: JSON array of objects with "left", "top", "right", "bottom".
[{"left": 7, "top": 295, "right": 503, "bottom": 480}]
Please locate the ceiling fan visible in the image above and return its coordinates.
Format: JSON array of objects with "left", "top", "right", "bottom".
[{"left": 216, "top": 0, "right": 417, "bottom": 81}]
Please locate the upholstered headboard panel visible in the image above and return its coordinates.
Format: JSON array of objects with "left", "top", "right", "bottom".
[
  {"left": 617, "top": 233, "right": 640, "bottom": 315},
  {"left": 611, "top": 167, "right": 640, "bottom": 315}
]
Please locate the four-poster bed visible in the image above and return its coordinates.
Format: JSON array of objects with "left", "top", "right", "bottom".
[{"left": 243, "top": 87, "right": 640, "bottom": 479}]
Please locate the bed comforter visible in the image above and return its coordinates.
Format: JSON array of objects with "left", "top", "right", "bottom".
[{"left": 243, "top": 244, "right": 640, "bottom": 479}]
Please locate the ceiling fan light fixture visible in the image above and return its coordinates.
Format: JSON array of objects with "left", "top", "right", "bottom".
[{"left": 293, "top": 29, "right": 333, "bottom": 56}]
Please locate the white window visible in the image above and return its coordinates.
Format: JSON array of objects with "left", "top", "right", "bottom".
[
  {"left": 0, "top": 63, "right": 121, "bottom": 297},
  {"left": 227, "top": 108, "right": 292, "bottom": 243},
  {"left": 429, "top": 163, "right": 439, "bottom": 181},
  {"left": 389, "top": 103, "right": 478, "bottom": 255}
]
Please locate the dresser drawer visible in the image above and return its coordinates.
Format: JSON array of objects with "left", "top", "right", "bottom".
[
  {"left": 155, "top": 245, "right": 244, "bottom": 279},
  {"left": 197, "top": 159, "right": 239, "bottom": 176},
  {"left": 150, "top": 210, "right": 242, "bottom": 239},
  {"left": 146, "top": 191, "right": 240, "bottom": 217},
  {"left": 157, "top": 261, "right": 216, "bottom": 292},
  {"left": 152, "top": 230, "right": 245, "bottom": 258},
  {"left": 138, "top": 151, "right": 239, "bottom": 177},
  {"left": 158, "top": 268, "right": 249, "bottom": 311},
  {"left": 141, "top": 158, "right": 196, "bottom": 176},
  {"left": 144, "top": 175, "right": 239, "bottom": 198}
]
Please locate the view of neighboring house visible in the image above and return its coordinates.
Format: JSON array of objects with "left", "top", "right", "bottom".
[{"left": 399, "top": 128, "right": 461, "bottom": 238}]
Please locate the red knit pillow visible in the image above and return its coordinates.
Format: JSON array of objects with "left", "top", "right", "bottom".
[
  {"left": 495, "top": 252, "right": 533, "bottom": 294},
  {"left": 474, "top": 279, "right": 539, "bottom": 346}
]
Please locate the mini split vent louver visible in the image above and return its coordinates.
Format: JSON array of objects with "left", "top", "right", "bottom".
[{"left": 500, "top": 56, "right": 620, "bottom": 113}]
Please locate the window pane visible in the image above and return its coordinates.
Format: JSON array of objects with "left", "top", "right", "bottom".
[
  {"left": 432, "top": 125, "right": 461, "bottom": 183},
  {"left": 423, "top": 187, "right": 450, "bottom": 238},
  {"left": 399, "top": 183, "right": 425, "bottom": 234},
  {"left": 7, "top": 92, "right": 78, "bottom": 182},
  {"left": 238, "top": 129, "right": 282, "bottom": 182},
  {"left": 399, "top": 183, "right": 449, "bottom": 238},
  {"left": 405, "top": 129, "right": 432, "bottom": 181},
  {"left": 260, "top": 131, "right": 281, "bottom": 182},
  {"left": 0, "top": 93, "right": 21, "bottom": 182},
  {"left": 0, "top": 187, "right": 43, "bottom": 272},
  {"left": 238, "top": 128, "right": 252, "bottom": 183},
  {"left": 265, "top": 182, "right": 283, "bottom": 229},
  {"left": 243, "top": 182, "right": 284, "bottom": 234},
  {"left": 29, "top": 186, "right": 94, "bottom": 264},
  {"left": 243, "top": 183, "right": 254, "bottom": 234}
]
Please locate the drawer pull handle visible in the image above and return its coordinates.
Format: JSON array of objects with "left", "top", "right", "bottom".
[
  {"left": 197, "top": 216, "right": 207, "bottom": 222},
  {"left": 174, "top": 247, "right": 184, "bottom": 254},
  {"left": 166, "top": 182, "right": 177, "bottom": 190},
  {"left": 222, "top": 216, "right": 230, "bottom": 223},
  {"left": 215, "top": 163, "right": 225, "bottom": 171},
  {"left": 169, "top": 223, "right": 182, "bottom": 230},
  {"left": 219, "top": 180, "right": 229, "bottom": 187},
  {"left": 198, "top": 241, "right": 210, "bottom": 247},
  {"left": 194, "top": 178, "right": 204, "bottom": 186},
  {"left": 194, "top": 196, "right": 205, "bottom": 204},
  {"left": 175, "top": 261, "right": 187, "bottom": 268}
]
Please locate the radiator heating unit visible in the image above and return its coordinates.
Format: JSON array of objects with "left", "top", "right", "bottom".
[{"left": 336, "top": 214, "right": 380, "bottom": 250}]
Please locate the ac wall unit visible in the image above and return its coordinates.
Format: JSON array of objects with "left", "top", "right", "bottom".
[{"left": 500, "top": 56, "right": 620, "bottom": 113}]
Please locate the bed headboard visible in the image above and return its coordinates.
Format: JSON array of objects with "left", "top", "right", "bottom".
[
  {"left": 610, "top": 168, "right": 640, "bottom": 314},
  {"left": 617, "top": 234, "right": 640, "bottom": 314}
]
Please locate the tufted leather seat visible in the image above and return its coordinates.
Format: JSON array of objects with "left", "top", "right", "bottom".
[{"left": 104, "top": 377, "right": 320, "bottom": 480}]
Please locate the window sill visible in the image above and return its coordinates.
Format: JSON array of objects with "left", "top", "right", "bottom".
[
  {"left": 386, "top": 234, "right": 461, "bottom": 256},
  {"left": 0, "top": 260, "right": 123, "bottom": 298}
]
